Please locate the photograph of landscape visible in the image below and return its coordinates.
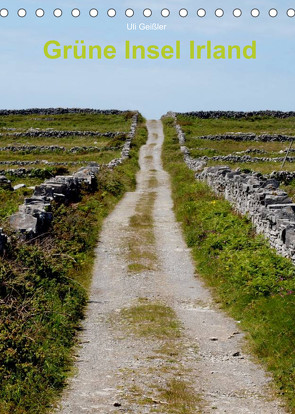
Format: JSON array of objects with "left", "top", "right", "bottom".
[{"left": 0, "top": 1, "right": 295, "bottom": 413}]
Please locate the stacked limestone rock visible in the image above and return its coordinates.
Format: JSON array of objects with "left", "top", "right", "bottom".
[
  {"left": 0, "top": 108, "right": 126, "bottom": 116},
  {"left": 1, "top": 130, "right": 122, "bottom": 139},
  {"left": 197, "top": 166, "right": 295, "bottom": 263},
  {"left": 0, "top": 145, "right": 121, "bottom": 153},
  {"left": 199, "top": 155, "right": 295, "bottom": 163},
  {"left": 270, "top": 171, "right": 295, "bottom": 185},
  {"left": 178, "top": 110, "right": 295, "bottom": 119},
  {"left": 107, "top": 112, "right": 138, "bottom": 168},
  {"left": 172, "top": 113, "right": 295, "bottom": 265},
  {"left": 6, "top": 112, "right": 138, "bottom": 242},
  {"left": 0, "top": 160, "right": 88, "bottom": 166},
  {"left": 189, "top": 133, "right": 295, "bottom": 142},
  {"left": 10, "top": 164, "right": 99, "bottom": 238}
]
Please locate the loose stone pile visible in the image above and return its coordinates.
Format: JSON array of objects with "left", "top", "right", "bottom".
[
  {"left": 172, "top": 112, "right": 295, "bottom": 265},
  {"left": 0, "top": 111, "right": 138, "bottom": 253}
]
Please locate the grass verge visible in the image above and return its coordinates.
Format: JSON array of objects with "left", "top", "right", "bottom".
[
  {"left": 0, "top": 117, "right": 147, "bottom": 414},
  {"left": 163, "top": 117, "right": 295, "bottom": 412}
]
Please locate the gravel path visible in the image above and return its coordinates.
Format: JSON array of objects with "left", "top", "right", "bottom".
[{"left": 57, "top": 120, "right": 286, "bottom": 414}]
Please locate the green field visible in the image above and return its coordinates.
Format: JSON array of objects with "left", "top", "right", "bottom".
[
  {"left": 0, "top": 111, "right": 134, "bottom": 132},
  {"left": 177, "top": 115, "right": 295, "bottom": 174},
  {"left": 178, "top": 114, "right": 295, "bottom": 136},
  {"left": 0, "top": 112, "right": 135, "bottom": 221}
]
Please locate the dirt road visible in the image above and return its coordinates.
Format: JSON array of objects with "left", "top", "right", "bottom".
[{"left": 58, "top": 120, "right": 286, "bottom": 413}]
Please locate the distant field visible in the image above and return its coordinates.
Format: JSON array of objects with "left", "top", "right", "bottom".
[
  {"left": 178, "top": 114, "right": 295, "bottom": 136},
  {"left": 0, "top": 112, "right": 134, "bottom": 132},
  {"left": 0, "top": 111, "right": 135, "bottom": 220},
  {"left": 177, "top": 114, "right": 295, "bottom": 174}
]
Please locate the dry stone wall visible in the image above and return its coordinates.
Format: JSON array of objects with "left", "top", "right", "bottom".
[
  {"left": 0, "top": 112, "right": 138, "bottom": 251},
  {"left": 178, "top": 110, "right": 295, "bottom": 119},
  {"left": 172, "top": 113, "right": 295, "bottom": 265},
  {"left": 198, "top": 155, "right": 295, "bottom": 163},
  {"left": 0, "top": 145, "right": 121, "bottom": 153},
  {"left": 186, "top": 133, "right": 295, "bottom": 142},
  {"left": 1, "top": 130, "right": 122, "bottom": 139},
  {"left": 0, "top": 108, "right": 126, "bottom": 116}
]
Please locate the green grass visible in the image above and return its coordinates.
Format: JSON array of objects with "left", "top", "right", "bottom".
[
  {"left": 0, "top": 112, "right": 134, "bottom": 132},
  {"left": 163, "top": 117, "right": 295, "bottom": 412},
  {"left": 0, "top": 135, "right": 122, "bottom": 147},
  {"left": 127, "top": 192, "right": 157, "bottom": 273},
  {"left": 0, "top": 113, "right": 134, "bottom": 229},
  {"left": 178, "top": 114, "right": 295, "bottom": 137},
  {"left": 0, "top": 116, "right": 147, "bottom": 414},
  {"left": 0, "top": 187, "right": 34, "bottom": 219},
  {"left": 0, "top": 148, "right": 122, "bottom": 164},
  {"left": 120, "top": 298, "right": 181, "bottom": 339},
  {"left": 281, "top": 180, "right": 295, "bottom": 202},
  {"left": 177, "top": 115, "right": 295, "bottom": 177}
]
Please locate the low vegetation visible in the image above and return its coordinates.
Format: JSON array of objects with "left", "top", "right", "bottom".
[
  {"left": 178, "top": 115, "right": 295, "bottom": 174},
  {"left": 0, "top": 112, "right": 134, "bottom": 132},
  {"left": 0, "top": 116, "right": 147, "bottom": 413},
  {"left": 163, "top": 117, "right": 295, "bottom": 412},
  {"left": 178, "top": 114, "right": 295, "bottom": 137}
]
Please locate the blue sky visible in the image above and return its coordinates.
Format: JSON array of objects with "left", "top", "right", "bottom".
[{"left": 0, "top": 0, "right": 294, "bottom": 118}]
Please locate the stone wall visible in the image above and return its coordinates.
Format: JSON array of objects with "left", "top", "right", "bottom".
[
  {"left": 0, "top": 108, "right": 128, "bottom": 116},
  {"left": 198, "top": 155, "right": 295, "bottom": 163},
  {"left": 172, "top": 113, "right": 295, "bottom": 265},
  {"left": 178, "top": 110, "right": 295, "bottom": 119},
  {"left": 0, "top": 112, "right": 138, "bottom": 250},
  {"left": 188, "top": 133, "right": 295, "bottom": 142},
  {"left": 0, "top": 145, "right": 121, "bottom": 153},
  {"left": 1, "top": 130, "right": 122, "bottom": 139},
  {"left": 198, "top": 166, "right": 295, "bottom": 263}
]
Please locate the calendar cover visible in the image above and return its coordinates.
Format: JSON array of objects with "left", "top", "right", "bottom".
[{"left": 0, "top": 2, "right": 294, "bottom": 414}]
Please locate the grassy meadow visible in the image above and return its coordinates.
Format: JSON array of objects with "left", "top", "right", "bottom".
[{"left": 178, "top": 114, "right": 295, "bottom": 174}]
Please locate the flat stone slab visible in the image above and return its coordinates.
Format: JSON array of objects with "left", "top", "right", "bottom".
[
  {"left": 10, "top": 213, "right": 37, "bottom": 234},
  {"left": 13, "top": 184, "right": 26, "bottom": 190}
]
